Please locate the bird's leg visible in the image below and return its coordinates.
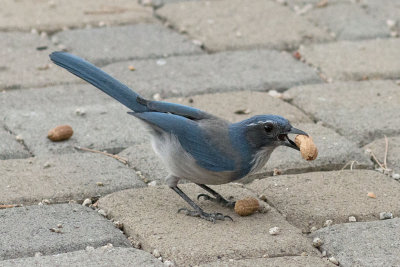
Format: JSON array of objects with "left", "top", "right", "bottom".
[
  {"left": 171, "top": 186, "right": 232, "bottom": 222},
  {"left": 196, "top": 184, "right": 236, "bottom": 208}
]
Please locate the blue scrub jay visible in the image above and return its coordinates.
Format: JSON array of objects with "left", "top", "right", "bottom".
[{"left": 50, "top": 52, "right": 307, "bottom": 222}]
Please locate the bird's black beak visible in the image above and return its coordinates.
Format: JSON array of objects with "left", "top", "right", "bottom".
[{"left": 281, "top": 127, "right": 308, "bottom": 151}]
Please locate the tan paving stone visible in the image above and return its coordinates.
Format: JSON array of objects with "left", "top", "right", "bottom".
[
  {"left": 98, "top": 184, "right": 318, "bottom": 266},
  {"left": 156, "top": 0, "right": 330, "bottom": 51},
  {"left": 0, "top": 0, "right": 154, "bottom": 32},
  {"left": 201, "top": 256, "right": 334, "bottom": 267},
  {"left": 0, "top": 32, "right": 77, "bottom": 90},
  {"left": 247, "top": 170, "right": 400, "bottom": 232},
  {"left": 299, "top": 39, "right": 400, "bottom": 81},
  {"left": 286, "top": 80, "right": 400, "bottom": 146},
  {"left": 166, "top": 91, "right": 313, "bottom": 124},
  {"left": 0, "top": 153, "right": 144, "bottom": 205},
  {"left": 363, "top": 136, "right": 400, "bottom": 175}
]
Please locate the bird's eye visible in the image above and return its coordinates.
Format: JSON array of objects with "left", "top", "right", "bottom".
[{"left": 264, "top": 122, "right": 274, "bottom": 133}]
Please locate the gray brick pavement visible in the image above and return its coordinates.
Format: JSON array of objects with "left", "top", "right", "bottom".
[
  {"left": 0, "top": 204, "right": 131, "bottom": 260},
  {"left": 0, "top": 153, "right": 144, "bottom": 205},
  {"left": 287, "top": 80, "right": 400, "bottom": 146},
  {"left": 102, "top": 49, "right": 322, "bottom": 99},
  {"left": 157, "top": 0, "right": 330, "bottom": 51},
  {"left": 54, "top": 24, "right": 203, "bottom": 66}
]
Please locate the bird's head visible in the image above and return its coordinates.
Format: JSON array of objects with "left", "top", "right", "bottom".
[{"left": 243, "top": 115, "right": 308, "bottom": 151}]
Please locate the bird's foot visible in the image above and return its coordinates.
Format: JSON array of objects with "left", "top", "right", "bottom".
[
  {"left": 178, "top": 208, "right": 233, "bottom": 223},
  {"left": 197, "top": 194, "right": 236, "bottom": 208}
]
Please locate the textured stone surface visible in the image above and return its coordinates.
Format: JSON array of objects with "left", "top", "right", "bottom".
[
  {"left": 287, "top": 81, "right": 400, "bottom": 146},
  {"left": 166, "top": 91, "right": 313, "bottom": 124},
  {"left": 0, "top": 204, "right": 131, "bottom": 260},
  {"left": 0, "top": 153, "right": 144, "bottom": 205},
  {"left": 244, "top": 123, "right": 372, "bottom": 182},
  {"left": 0, "top": 0, "right": 154, "bottom": 32},
  {"left": 0, "top": 85, "right": 149, "bottom": 156},
  {"left": 157, "top": 0, "right": 330, "bottom": 51},
  {"left": 98, "top": 184, "right": 318, "bottom": 266},
  {"left": 364, "top": 136, "right": 400, "bottom": 174},
  {"left": 202, "top": 256, "right": 333, "bottom": 267},
  {"left": 0, "top": 247, "right": 163, "bottom": 267},
  {"left": 103, "top": 50, "right": 322, "bottom": 98},
  {"left": 54, "top": 24, "right": 203, "bottom": 66},
  {"left": 0, "top": 123, "right": 30, "bottom": 160},
  {"left": 311, "top": 218, "right": 400, "bottom": 267},
  {"left": 305, "top": 3, "right": 389, "bottom": 40},
  {"left": 0, "top": 32, "right": 77, "bottom": 90},
  {"left": 119, "top": 90, "right": 313, "bottom": 184},
  {"left": 299, "top": 39, "right": 400, "bottom": 81},
  {"left": 248, "top": 170, "right": 400, "bottom": 232}
]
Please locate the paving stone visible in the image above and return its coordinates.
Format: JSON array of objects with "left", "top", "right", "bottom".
[
  {"left": 156, "top": 0, "right": 330, "bottom": 52},
  {"left": 103, "top": 50, "right": 322, "bottom": 99},
  {"left": 166, "top": 91, "right": 313, "bottom": 124},
  {"left": 0, "top": 0, "right": 154, "bottom": 32},
  {"left": 305, "top": 3, "right": 389, "bottom": 40},
  {"left": 361, "top": 0, "right": 400, "bottom": 33},
  {"left": 0, "top": 247, "right": 163, "bottom": 267},
  {"left": 311, "top": 218, "right": 400, "bottom": 266},
  {"left": 247, "top": 170, "right": 400, "bottom": 232},
  {"left": 364, "top": 136, "right": 400, "bottom": 174},
  {"left": 0, "top": 32, "right": 77, "bottom": 90},
  {"left": 299, "top": 39, "right": 400, "bottom": 81},
  {"left": 54, "top": 24, "right": 203, "bottom": 66},
  {"left": 201, "top": 256, "right": 333, "bottom": 267},
  {"left": 98, "top": 184, "right": 318, "bottom": 266},
  {"left": 0, "top": 84, "right": 149, "bottom": 156},
  {"left": 243, "top": 123, "right": 373, "bottom": 182},
  {"left": 0, "top": 122, "right": 30, "bottom": 160},
  {"left": 119, "top": 90, "right": 313, "bottom": 184},
  {"left": 0, "top": 153, "right": 144, "bottom": 205},
  {"left": 286, "top": 80, "right": 400, "bottom": 146},
  {"left": 0, "top": 204, "right": 131, "bottom": 260}
]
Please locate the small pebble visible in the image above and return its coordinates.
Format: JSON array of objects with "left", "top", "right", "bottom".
[
  {"left": 57, "top": 224, "right": 63, "bottom": 228},
  {"left": 268, "top": 90, "right": 283, "bottom": 99},
  {"left": 312, "top": 237, "right": 323, "bottom": 248},
  {"left": 379, "top": 212, "right": 393, "bottom": 220},
  {"left": 34, "top": 252, "right": 42, "bottom": 257},
  {"left": 86, "top": 246, "right": 95, "bottom": 251},
  {"left": 273, "top": 168, "right": 282, "bottom": 176},
  {"left": 192, "top": 39, "right": 203, "bottom": 46},
  {"left": 42, "top": 199, "right": 51, "bottom": 205},
  {"left": 348, "top": 216, "right": 357, "bottom": 222},
  {"left": 259, "top": 194, "right": 267, "bottom": 201},
  {"left": 310, "top": 226, "right": 318, "bottom": 232},
  {"left": 128, "top": 65, "right": 136, "bottom": 71},
  {"left": 323, "top": 220, "right": 333, "bottom": 227},
  {"left": 102, "top": 243, "right": 113, "bottom": 249},
  {"left": 96, "top": 182, "right": 104, "bottom": 186},
  {"left": 367, "top": 192, "right": 376, "bottom": 199},
  {"left": 164, "top": 260, "right": 174, "bottom": 267},
  {"left": 153, "top": 93, "right": 161, "bottom": 101},
  {"left": 82, "top": 198, "right": 92, "bottom": 207},
  {"left": 386, "top": 19, "right": 396, "bottom": 28},
  {"left": 269, "top": 226, "right": 280, "bottom": 235},
  {"left": 148, "top": 181, "right": 157, "bottom": 187},
  {"left": 300, "top": 252, "right": 308, "bottom": 256},
  {"left": 156, "top": 59, "right": 167, "bottom": 66},
  {"left": 75, "top": 108, "right": 86, "bottom": 116},
  {"left": 50, "top": 228, "right": 62, "bottom": 233},
  {"left": 113, "top": 221, "right": 123, "bottom": 229},
  {"left": 153, "top": 249, "right": 161, "bottom": 258},
  {"left": 328, "top": 256, "right": 339, "bottom": 265},
  {"left": 321, "top": 250, "right": 326, "bottom": 257},
  {"left": 43, "top": 162, "right": 51, "bottom": 168},
  {"left": 98, "top": 209, "right": 107, "bottom": 217},
  {"left": 15, "top": 135, "right": 24, "bottom": 142},
  {"left": 392, "top": 173, "right": 400, "bottom": 180}
]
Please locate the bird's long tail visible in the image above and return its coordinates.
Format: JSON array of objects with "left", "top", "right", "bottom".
[{"left": 49, "top": 52, "right": 148, "bottom": 113}]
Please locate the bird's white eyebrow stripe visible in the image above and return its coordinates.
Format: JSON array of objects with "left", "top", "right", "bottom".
[{"left": 247, "top": 120, "right": 269, "bottom": 127}]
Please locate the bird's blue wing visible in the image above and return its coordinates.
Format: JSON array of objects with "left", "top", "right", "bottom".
[{"left": 131, "top": 112, "right": 235, "bottom": 172}]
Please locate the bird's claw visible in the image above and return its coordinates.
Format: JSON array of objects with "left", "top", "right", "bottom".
[
  {"left": 197, "top": 193, "right": 236, "bottom": 208},
  {"left": 177, "top": 208, "right": 233, "bottom": 222}
]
